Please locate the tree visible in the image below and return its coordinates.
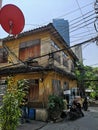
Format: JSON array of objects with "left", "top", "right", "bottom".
[
  {"left": 75, "top": 63, "right": 86, "bottom": 97},
  {"left": 0, "top": 76, "right": 29, "bottom": 130},
  {"left": 75, "top": 63, "right": 98, "bottom": 99},
  {"left": 88, "top": 67, "right": 98, "bottom": 99}
]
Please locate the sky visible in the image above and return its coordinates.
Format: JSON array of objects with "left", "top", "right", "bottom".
[{"left": 0, "top": 0, "right": 98, "bottom": 67}]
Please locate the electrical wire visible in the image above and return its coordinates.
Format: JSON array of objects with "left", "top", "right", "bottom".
[
  {"left": 25, "top": 10, "right": 95, "bottom": 35},
  {"left": 71, "top": 34, "right": 97, "bottom": 44},
  {"left": 70, "top": 31, "right": 96, "bottom": 37},
  {"left": 18, "top": 5, "right": 96, "bottom": 44},
  {"left": 20, "top": 36, "right": 97, "bottom": 62},
  {"left": 25, "top": 3, "right": 94, "bottom": 29},
  {"left": 69, "top": 10, "right": 94, "bottom": 23},
  {"left": 70, "top": 13, "right": 95, "bottom": 26},
  {"left": 70, "top": 17, "right": 95, "bottom": 30},
  {"left": 39, "top": 2, "right": 94, "bottom": 25},
  {"left": 1, "top": 35, "right": 97, "bottom": 69},
  {"left": 0, "top": 2, "right": 96, "bottom": 66},
  {"left": 72, "top": 32, "right": 95, "bottom": 38}
]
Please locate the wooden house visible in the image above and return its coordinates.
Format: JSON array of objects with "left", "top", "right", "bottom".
[{"left": 0, "top": 23, "right": 78, "bottom": 109}]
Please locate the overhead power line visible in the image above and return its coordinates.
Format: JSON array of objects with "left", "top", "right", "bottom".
[
  {"left": 24, "top": 36, "right": 97, "bottom": 62},
  {"left": 75, "top": 0, "right": 92, "bottom": 35},
  {"left": 70, "top": 31, "right": 96, "bottom": 37},
  {"left": 25, "top": 2, "right": 94, "bottom": 28},
  {"left": 70, "top": 12, "right": 95, "bottom": 26},
  {"left": 0, "top": 35, "right": 97, "bottom": 70},
  {"left": 53, "top": 2, "right": 94, "bottom": 19},
  {"left": 49, "top": 10, "right": 95, "bottom": 36},
  {"left": 69, "top": 10, "right": 94, "bottom": 23},
  {"left": 25, "top": 3, "right": 95, "bottom": 43},
  {"left": 70, "top": 21, "right": 94, "bottom": 33},
  {"left": 71, "top": 33, "right": 96, "bottom": 38},
  {"left": 26, "top": 10, "right": 95, "bottom": 33},
  {"left": 71, "top": 34, "right": 97, "bottom": 44},
  {"left": 70, "top": 17, "right": 94, "bottom": 30}
]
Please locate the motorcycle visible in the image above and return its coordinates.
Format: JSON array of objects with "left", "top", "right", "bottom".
[{"left": 66, "top": 102, "right": 84, "bottom": 120}]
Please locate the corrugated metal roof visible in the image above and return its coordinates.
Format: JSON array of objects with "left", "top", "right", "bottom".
[
  {"left": 0, "top": 64, "right": 76, "bottom": 80},
  {"left": 2, "top": 23, "right": 52, "bottom": 42},
  {"left": 1, "top": 23, "right": 78, "bottom": 62}
]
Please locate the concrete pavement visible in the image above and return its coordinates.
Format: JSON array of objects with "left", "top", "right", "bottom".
[
  {"left": 17, "top": 120, "right": 47, "bottom": 130},
  {"left": 89, "top": 106, "right": 98, "bottom": 112},
  {"left": 17, "top": 107, "right": 98, "bottom": 130},
  {"left": 40, "top": 107, "right": 98, "bottom": 130}
]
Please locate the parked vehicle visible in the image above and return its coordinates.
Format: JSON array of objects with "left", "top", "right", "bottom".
[{"left": 67, "top": 99, "right": 84, "bottom": 120}]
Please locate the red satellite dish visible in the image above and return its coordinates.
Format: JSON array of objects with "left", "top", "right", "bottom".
[{"left": 0, "top": 4, "right": 25, "bottom": 35}]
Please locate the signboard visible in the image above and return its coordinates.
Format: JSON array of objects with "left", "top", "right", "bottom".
[{"left": 64, "top": 90, "right": 71, "bottom": 95}]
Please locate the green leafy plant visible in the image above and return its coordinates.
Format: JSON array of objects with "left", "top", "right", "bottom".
[
  {"left": 75, "top": 64, "right": 98, "bottom": 99},
  {"left": 47, "top": 94, "right": 64, "bottom": 121},
  {"left": 0, "top": 76, "right": 29, "bottom": 130}
]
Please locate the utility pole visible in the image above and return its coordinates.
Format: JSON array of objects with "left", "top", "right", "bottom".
[
  {"left": 94, "top": 0, "right": 98, "bottom": 32},
  {"left": 77, "top": 64, "right": 85, "bottom": 98},
  {"left": 94, "top": 0, "right": 98, "bottom": 45}
]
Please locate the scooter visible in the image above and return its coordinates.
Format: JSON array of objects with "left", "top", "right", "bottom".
[{"left": 66, "top": 104, "right": 84, "bottom": 120}]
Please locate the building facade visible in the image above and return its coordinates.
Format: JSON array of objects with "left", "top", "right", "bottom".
[
  {"left": 53, "top": 19, "right": 70, "bottom": 46},
  {"left": 0, "top": 23, "right": 78, "bottom": 109},
  {"left": 71, "top": 45, "right": 83, "bottom": 63}
]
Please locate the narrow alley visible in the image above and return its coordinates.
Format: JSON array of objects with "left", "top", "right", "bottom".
[{"left": 17, "top": 107, "right": 98, "bottom": 130}]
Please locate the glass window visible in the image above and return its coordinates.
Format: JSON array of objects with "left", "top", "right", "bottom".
[
  {"left": 54, "top": 53, "right": 60, "bottom": 63},
  {"left": 51, "top": 41, "right": 60, "bottom": 50},
  {"left": 63, "top": 58, "right": 68, "bottom": 67}
]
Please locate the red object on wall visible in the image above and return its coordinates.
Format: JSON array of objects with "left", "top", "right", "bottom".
[{"left": 0, "top": 4, "right": 25, "bottom": 35}]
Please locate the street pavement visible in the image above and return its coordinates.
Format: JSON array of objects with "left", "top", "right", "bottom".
[
  {"left": 17, "top": 120, "right": 47, "bottom": 130},
  {"left": 17, "top": 107, "right": 98, "bottom": 130}
]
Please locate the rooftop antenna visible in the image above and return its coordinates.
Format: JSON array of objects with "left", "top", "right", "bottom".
[
  {"left": 0, "top": 1, "right": 25, "bottom": 65},
  {"left": 0, "top": 4, "right": 25, "bottom": 36}
]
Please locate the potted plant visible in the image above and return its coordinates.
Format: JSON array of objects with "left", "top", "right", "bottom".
[{"left": 47, "top": 94, "right": 64, "bottom": 122}]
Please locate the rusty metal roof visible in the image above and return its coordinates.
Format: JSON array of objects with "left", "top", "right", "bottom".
[
  {"left": 0, "top": 64, "right": 76, "bottom": 80},
  {"left": 2, "top": 23, "right": 78, "bottom": 62},
  {"left": 0, "top": 23, "right": 78, "bottom": 78}
]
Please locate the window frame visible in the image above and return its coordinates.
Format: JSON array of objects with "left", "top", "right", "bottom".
[{"left": 19, "top": 39, "right": 40, "bottom": 61}]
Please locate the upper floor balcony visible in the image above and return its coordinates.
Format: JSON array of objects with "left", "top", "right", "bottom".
[{"left": 0, "top": 39, "right": 75, "bottom": 75}]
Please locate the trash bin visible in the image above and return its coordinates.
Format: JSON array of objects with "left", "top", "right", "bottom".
[{"left": 28, "top": 108, "right": 36, "bottom": 120}]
